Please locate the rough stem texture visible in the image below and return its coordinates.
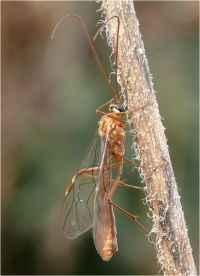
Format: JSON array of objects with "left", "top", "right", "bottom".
[{"left": 99, "top": 0, "right": 197, "bottom": 275}]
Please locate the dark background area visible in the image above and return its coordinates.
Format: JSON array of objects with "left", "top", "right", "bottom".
[{"left": 2, "top": 1, "right": 199, "bottom": 275}]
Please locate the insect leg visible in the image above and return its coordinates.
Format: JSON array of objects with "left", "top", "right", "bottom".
[
  {"left": 65, "top": 166, "right": 101, "bottom": 196},
  {"left": 107, "top": 163, "right": 123, "bottom": 199},
  {"left": 118, "top": 181, "right": 145, "bottom": 191},
  {"left": 65, "top": 160, "right": 120, "bottom": 196},
  {"left": 96, "top": 98, "right": 115, "bottom": 117},
  {"left": 109, "top": 200, "right": 156, "bottom": 251},
  {"left": 118, "top": 154, "right": 134, "bottom": 166}
]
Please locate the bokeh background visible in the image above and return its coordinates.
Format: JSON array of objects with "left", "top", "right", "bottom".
[{"left": 2, "top": 1, "right": 198, "bottom": 275}]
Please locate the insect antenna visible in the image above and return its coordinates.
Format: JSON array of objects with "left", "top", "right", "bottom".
[
  {"left": 51, "top": 13, "right": 116, "bottom": 100},
  {"left": 93, "top": 16, "right": 120, "bottom": 104}
]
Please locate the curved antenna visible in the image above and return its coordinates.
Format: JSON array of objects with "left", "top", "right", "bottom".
[
  {"left": 93, "top": 16, "right": 120, "bottom": 103},
  {"left": 51, "top": 13, "right": 116, "bottom": 99}
]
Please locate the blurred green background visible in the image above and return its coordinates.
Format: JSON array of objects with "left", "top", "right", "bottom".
[{"left": 2, "top": 1, "right": 198, "bottom": 275}]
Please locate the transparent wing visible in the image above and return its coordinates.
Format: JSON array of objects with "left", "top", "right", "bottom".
[{"left": 62, "top": 132, "right": 101, "bottom": 239}]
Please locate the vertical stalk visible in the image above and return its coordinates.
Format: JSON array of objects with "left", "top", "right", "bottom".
[{"left": 98, "top": 0, "right": 197, "bottom": 274}]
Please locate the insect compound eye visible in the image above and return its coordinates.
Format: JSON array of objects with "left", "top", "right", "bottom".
[
  {"left": 109, "top": 104, "right": 125, "bottom": 113},
  {"left": 116, "top": 105, "right": 125, "bottom": 112}
]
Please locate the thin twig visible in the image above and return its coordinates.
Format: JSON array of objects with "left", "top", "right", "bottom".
[{"left": 98, "top": 0, "right": 197, "bottom": 275}]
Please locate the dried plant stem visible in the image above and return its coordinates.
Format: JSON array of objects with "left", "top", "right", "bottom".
[{"left": 99, "top": 0, "right": 197, "bottom": 275}]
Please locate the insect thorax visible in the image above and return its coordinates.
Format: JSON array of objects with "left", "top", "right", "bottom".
[{"left": 98, "top": 114, "right": 126, "bottom": 163}]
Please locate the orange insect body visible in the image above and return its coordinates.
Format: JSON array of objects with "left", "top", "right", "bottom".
[
  {"left": 52, "top": 14, "right": 154, "bottom": 263},
  {"left": 93, "top": 109, "right": 126, "bottom": 261},
  {"left": 98, "top": 113, "right": 126, "bottom": 164},
  {"left": 52, "top": 14, "right": 147, "bottom": 262}
]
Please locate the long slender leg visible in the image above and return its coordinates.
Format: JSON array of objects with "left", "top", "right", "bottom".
[
  {"left": 65, "top": 161, "right": 120, "bottom": 196},
  {"left": 109, "top": 200, "right": 138, "bottom": 221},
  {"left": 107, "top": 163, "right": 123, "bottom": 199},
  {"left": 76, "top": 171, "right": 144, "bottom": 191},
  {"left": 65, "top": 166, "right": 100, "bottom": 196},
  {"left": 118, "top": 181, "right": 145, "bottom": 191},
  {"left": 109, "top": 200, "right": 156, "bottom": 251},
  {"left": 119, "top": 155, "right": 134, "bottom": 165},
  {"left": 77, "top": 171, "right": 144, "bottom": 191},
  {"left": 104, "top": 157, "right": 156, "bottom": 251}
]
